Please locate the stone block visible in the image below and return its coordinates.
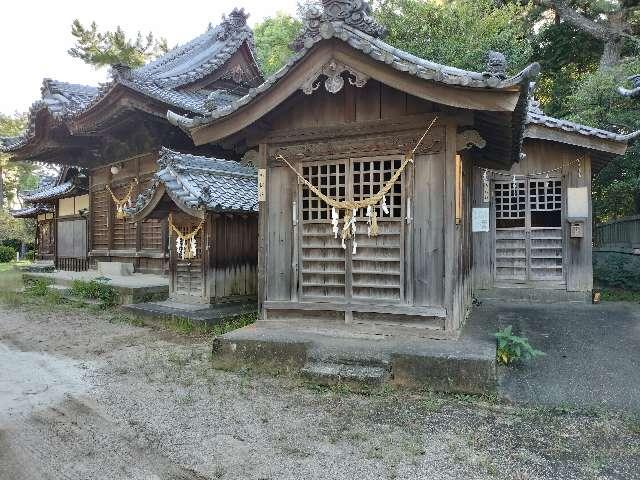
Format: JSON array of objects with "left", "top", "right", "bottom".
[{"left": 97, "top": 262, "right": 134, "bottom": 276}]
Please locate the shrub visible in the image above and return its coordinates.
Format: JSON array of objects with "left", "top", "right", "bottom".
[
  {"left": 0, "top": 246, "right": 16, "bottom": 263},
  {"left": 495, "top": 325, "right": 545, "bottom": 365},
  {"left": 26, "top": 250, "right": 35, "bottom": 261},
  {"left": 70, "top": 279, "right": 119, "bottom": 307}
]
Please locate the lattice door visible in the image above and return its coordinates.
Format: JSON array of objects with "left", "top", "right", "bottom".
[
  {"left": 529, "top": 179, "right": 563, "bottom": 280},
  {"left": 494, "top": 178, "right": 563, "bottom": 282},
  {"left": 300, "top": 160, "right": 347, "bottom": 300},
  {"left": 171, "top": 219, "right": 204, "bottom": 299},
  {"left": 494, "top": 180, "right": 527, "bottom": 281},
  {"left": 299, "top": 156, "right": 405, "bottom": 303},
  {"left": 351, "top": 157, "right": 404, "bottom": 303}
]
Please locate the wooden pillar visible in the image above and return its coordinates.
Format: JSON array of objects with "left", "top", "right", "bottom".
[
  {"left": 257, "top": 143, "right": 268, "bottom": 318},
  {"left": 443, "top": 123, "right": 459, "bottom": 331}
]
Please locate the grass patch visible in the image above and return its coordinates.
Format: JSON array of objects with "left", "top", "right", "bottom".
[
  {"left": 599, "top": 288, "right": 640, "bottom": 303},
  {"left": 162, "top": 311, "right": 257, "bottom": 337}
]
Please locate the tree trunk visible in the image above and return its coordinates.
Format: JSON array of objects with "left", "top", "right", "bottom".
[
  {"left": 600, "top": 38, "right": 624, "bottom": 69},
  {"left": 599, "top": 11, "right": 625, "bottom": 70},
  {"left": 0, "top": 166, "right": 4, "bottom": 211}
]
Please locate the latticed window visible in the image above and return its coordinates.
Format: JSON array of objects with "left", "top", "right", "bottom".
[
  {"left": 529, "top": 179, "right": 562, "bottom": 211},
  {"left": 495, "top": 181, "right": 526, "bottom": 219},
  {"left": 353, "top": 158, "right": 403, "bottom": 219},
  {"left": 301, "top": 162, "right": 346, "bottom": 221}
]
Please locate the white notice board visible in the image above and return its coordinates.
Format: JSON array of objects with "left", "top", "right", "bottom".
[{"left": 472, "top": 207, "right": 490, "bottom": 232}]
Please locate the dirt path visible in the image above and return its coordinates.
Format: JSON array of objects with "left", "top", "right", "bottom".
[{"left": 0, "top": 304, "right": 638, "bottom": 480}]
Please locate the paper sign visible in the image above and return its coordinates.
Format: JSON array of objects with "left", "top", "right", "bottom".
[
  {"left": 258, "top": 169, "right": 266, "bottom": 202},
  {"left": 472, "top": 207, "right": 489, "bottom": 232}
]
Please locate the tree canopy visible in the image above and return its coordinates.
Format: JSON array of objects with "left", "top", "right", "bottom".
[
  {"left": 253, "top": 12, "right": 302, "bottom": 76},
  {"left": 68, "top": 20, "right": 169, "bottom": 68}
]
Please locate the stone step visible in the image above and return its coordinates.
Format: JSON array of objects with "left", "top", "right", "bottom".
[{"left": 301, "top": 361, "right": 390, "bottom": 386}]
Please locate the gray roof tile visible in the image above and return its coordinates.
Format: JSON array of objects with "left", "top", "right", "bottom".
[{"left": 126, "top": 147, "right": 257, "bottom": 216}]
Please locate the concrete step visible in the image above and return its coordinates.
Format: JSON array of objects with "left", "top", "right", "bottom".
[{"left": 301, "top": 360, "right": 390, "bottom": 386}]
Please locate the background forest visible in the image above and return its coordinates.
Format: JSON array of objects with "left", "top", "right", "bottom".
[{"left": 1, "top": 0, "right": 639, "bottom": 229}]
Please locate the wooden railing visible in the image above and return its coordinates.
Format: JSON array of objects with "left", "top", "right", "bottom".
[
  {"left": 594, "top": 215, "right": 640, "bottom": 250},
  {"left": 56, "top": 257, "right": 89, "bottom": 272}
]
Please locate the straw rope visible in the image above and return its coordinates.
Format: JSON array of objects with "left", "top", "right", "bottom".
[
  {"left": 106, "top": 178, "right": 138, "bottom": 219},
  {"left": 168, "top": 213, "right": 205, "bottom": 260}
]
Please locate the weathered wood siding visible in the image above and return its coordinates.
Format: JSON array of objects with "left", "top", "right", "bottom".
[
  {"left": 471, "top": 139, "right": 593, "bottom": 292},
  {"left": 209, "top": 213, "right": 258, "bottom": 301},
  {"left": 89, "top": 152, "right": 166, "bottom": 273}
]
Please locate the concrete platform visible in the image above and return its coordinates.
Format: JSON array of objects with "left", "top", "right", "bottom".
[
  {"left": 23, "top": 270, "right": 169, "bottom": 304},
  {"left": 215, "top": 324, "right": 497, "bottom": 394},
  {"left": 122, "top": 300, "right": 257, "bottom": 324},
  {"left": 476, "top": 287, "right": 590, "bottom": 303}
]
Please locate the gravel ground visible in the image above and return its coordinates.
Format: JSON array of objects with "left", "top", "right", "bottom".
[{"left": 1, "top": 302, "right": 639, "bottom": 480}]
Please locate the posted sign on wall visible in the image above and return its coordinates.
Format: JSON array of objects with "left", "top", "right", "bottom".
[{"left": 472, "top": 207, "right": 490, "bottom": 232}]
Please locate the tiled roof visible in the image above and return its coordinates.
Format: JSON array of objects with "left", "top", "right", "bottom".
[
  {"left": 126, "top": 147, "right": 257, "bottom": 216},
  {"left": 1, "top": 8, "right": 259, "bottom": 153},
  {"left": 0, "top": 80, "right": 99, "bottom": 152},
  {"left": 20, "top": 180, "right": 79, "bottom": 202},
  {"left": 10, "top": 204, "right": 53, "bottom": 218},
  {"left": 525, "top": 98, "right": 640, "bottom": 144},
  {"left": 168, "top": 12, "right": 540, "bottom": 130}
]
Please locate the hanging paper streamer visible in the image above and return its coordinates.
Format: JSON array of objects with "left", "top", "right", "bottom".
[
  {"left": 331, "top": 207, "right": 340, "bottom": 238},
  {"left": 106, "top": 178, "right": 139, "bottom": 219},
  {"left": 168, "top": 213, "right": 205, "bottom": 260}
]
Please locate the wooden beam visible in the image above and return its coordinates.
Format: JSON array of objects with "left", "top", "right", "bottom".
[
  {"left": 524, "top": 124, "right": 627, "bottom": 155},
  {"left": 257, "top": 143, "right": 268, "bottom": 317}
]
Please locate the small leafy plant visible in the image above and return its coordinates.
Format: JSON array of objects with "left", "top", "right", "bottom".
[
  {"left": 26, "top": 278, "right": 52, "bottom": 296},
  {"left": 71, "top": 279, "right": 119, "bottom": 308},
  {"left": 495, "top": 325, "right": 545, "bottom": 365}
]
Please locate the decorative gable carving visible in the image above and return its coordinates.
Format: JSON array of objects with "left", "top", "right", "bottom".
[{"left": 301, "top": 59, "right": 369, "bottom": 95}]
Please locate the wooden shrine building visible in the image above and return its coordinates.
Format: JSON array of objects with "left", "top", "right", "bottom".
[
  {"left": 124, "top": 148, "right": 257, "bottom": 303},
  {"left": 11, "top": 166, "right": 89, "bottom": 268},
  {"left": 168, "top": 0, "right": 638, "bottom": 336},
  {"left": 472, "top": 96, "right": 639, "bottom": 297},
  {"left": 1, "top": 9, "right": 262, "bottom": 277}
]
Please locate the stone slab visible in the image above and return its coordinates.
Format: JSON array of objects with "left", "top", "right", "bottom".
[
  {"left": 122, "top": 300, "right": 257, "bottom": 324},
  {"left": 97, "top": 262, "right": 134, "bottom": 276},
  {"left": 216, "top": 325, "right": 497, "bottom": 394}
]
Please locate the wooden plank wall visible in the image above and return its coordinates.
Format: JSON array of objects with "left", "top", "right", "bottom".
[
  {"left": 210, "top": 213, "right": 258, "bottom": 301},
  {"left": 267, "top": 79, "right": 435, "bottom": 128},
  {"left": 412, "top": 149, "right": 445, "bottom": 306},
  {"left": 265, "top": 164, "right": 295, "bottom": 301},
  {"left": 89, "top": 152, "right": 166, "bottom": 272}
]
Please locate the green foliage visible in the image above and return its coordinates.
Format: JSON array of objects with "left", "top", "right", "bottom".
[
  {"left": 0, "top": 245, "right": 16, "bottom": 263},
  {"left": 253, "top": 12, "right": 302, "bottom": 76},
  {"left": 26, "top": 250, "right": 35, "bottom": 261},
  {"left": 68, "top": 19, "right": 169, "bottom": 68},
  {"left": 26, "top": 278, "right": 51, "bottom": 297},
  {"left": 564, "top": 58, "right": 640, "bottom": 222},
  {"left": 0, "top": 211, "right": 35, "bottom": 245},
  {"left": 495, "top": 325, "right": 544, "bottom": 365},
  {"left": 374, "top": 0, "right": 533, "bottom": 73},
  {"left": 593, "top": 252, "right": 640, "bottom": 291},
  {"left": 70, "top": 279, "right": 119, "bottom": 307}
]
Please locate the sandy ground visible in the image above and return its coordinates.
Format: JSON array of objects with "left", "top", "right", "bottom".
[{"left": 1, "top": 303, "right": 639, "bottom": 480}]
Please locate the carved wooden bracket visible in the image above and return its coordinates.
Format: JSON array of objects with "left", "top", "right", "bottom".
[
  {"left": 456, "top": 129, "right": 486, "bottom": 151},
  {"left": 301, "top": 59, "right": 369, "bottom": 95}
]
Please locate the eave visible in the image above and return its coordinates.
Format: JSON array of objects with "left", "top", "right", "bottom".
[{"left": 178, "top": 40, "right": 529, "bottom": 147}]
